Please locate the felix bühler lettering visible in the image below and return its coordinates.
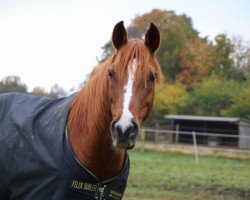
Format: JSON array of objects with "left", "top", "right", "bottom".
[
  {"left": 70, "top": 180, "right": 123, "bottom": 199},
  {"left": 71, "top": 180, "right": 98, "bottom": 192}
]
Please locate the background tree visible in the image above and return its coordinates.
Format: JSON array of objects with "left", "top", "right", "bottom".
[
  {"left": 150, "top": 84, "right": 189, "bottom": 119},
  {"left": 211, "top": 34, "right": 250, "bottom": 81},
  {"left": 224, "top": 74, "right": 250, "bottom": 119},
  {"left": 179, "top": 75, "right": 238, "bottom": 116},
  {"left": 98, "top": 41, "right": 115, "bottom": 63},
  {"left": 176, "top": 38, "right": 214, "bottom": 88},
  {"left": 230, "top": 36, "right": 250, "bottom": 81},
  {"left": 31, "top": 87, "right": 50, "bottom": 97},
  {"left": 49, "top": 84, "right": 67, "bottom": 99},
  {"left": 225, "top": 87, "right": 250, "bottom": 119},
  {"left": 213, "top": 34, "right": 234, "bottom": 74},
  {"left": 0, "top": 76, "right": 27, "bottom": 93}
]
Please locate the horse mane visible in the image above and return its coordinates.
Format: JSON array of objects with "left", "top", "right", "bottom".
[{"left": 68, "top": 66, "right": 111, "bottom": 140}]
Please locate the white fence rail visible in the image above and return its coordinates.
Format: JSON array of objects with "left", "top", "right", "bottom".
[
  {"left": 143, "top": 128, "right": 250, "bottom": 139},
  {"left": 141, "top": 127, "right": 250, "bottom": 150}
]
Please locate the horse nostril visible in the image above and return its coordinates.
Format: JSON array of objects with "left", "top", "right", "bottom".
[
  {"left": 115, "top": 125, "right": 123, "bottom": 136},
  {"left": 111, "top": 120, "right": 117, "bottom": 131},
  {"left": 131, "top": 121, "right": 138, "bottom": 133}
]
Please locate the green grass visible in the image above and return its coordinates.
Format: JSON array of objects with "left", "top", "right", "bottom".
[{"left": 123, "top": 150, "right": 250, "bottom": 200}]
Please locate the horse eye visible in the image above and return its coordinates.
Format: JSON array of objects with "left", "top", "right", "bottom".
[
  {"left": 148, "top": 73, "right": 156, "bottom": 84},
  {"left": 108, "top": 69, "right": 115, "bottom": 80}
]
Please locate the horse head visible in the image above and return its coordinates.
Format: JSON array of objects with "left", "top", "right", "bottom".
[{"left": 108, "top": 21, "right": 162, "bottom": 150}]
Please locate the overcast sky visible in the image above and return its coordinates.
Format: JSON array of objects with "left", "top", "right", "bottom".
[{"left": 0, "top": 0, "right": 249, "bottom": 92}]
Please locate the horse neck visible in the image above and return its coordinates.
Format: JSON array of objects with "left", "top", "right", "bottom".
[{"left": 67, "top": 69, "right": 125, "bottom": 181}]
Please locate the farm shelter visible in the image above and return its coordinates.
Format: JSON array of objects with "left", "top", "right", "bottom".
[{"left": 165, "top": 115, "right": 250, "bottom": 150}]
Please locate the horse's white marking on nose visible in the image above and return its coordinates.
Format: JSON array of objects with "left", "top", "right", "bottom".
[{"left": 117, "top": 59, "right": 137, "bottom": 131}]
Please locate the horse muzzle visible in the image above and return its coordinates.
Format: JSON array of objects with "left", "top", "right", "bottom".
[{"left": 111, "top": 120, "right": 139, "bottom": 150}]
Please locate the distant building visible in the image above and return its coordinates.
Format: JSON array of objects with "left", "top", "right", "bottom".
[{"left": 165, "top": 115, "right": 250, "bottom": 150}]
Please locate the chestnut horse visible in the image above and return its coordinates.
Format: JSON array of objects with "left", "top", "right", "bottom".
[
  {"left": 0, "top": 21, "right": 162, "bottom": 200},
  {"left": 68, "top": 21, "right": 162, "bottom": 179}
]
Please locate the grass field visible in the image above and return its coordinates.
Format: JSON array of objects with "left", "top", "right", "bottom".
[{"left": 123, "top": 150, "right": 250, "bottom": 200}]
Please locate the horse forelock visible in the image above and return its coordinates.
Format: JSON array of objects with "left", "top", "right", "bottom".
[{"left": 112, "top": 39, "right": 163, "bottom": 87}]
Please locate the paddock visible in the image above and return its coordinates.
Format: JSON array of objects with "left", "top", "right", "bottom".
[{"left": 123, "top": 150, "right": 250, "bottom": 200}]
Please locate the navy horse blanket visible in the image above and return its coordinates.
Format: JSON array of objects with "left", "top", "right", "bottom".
[{"left": 0, "top": 93, "right": 129, "bottom": 200}]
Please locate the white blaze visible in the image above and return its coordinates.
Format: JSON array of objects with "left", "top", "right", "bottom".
[{"left": 117, "top": 59, "right": 137, "bottom": 130}]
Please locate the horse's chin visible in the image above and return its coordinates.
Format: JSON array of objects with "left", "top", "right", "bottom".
[
  {"left": 126, "top": 142, "right": 136, "bottom": 150},
  {"left": 112, "top": 138, "right": 136, "bottom": 150}
]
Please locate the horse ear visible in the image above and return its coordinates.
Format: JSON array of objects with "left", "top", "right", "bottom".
[
  {"left": 112, "top": 21, "right": 128, "bottom": 50},
  {"left": 144, "top": 23, "right": 160, "bottom": 54}
]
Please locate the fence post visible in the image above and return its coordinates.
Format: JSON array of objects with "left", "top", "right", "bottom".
[
  {"left": 155, "top": 122, "right": 160, "bottom": 142},
  {"left": 175, "top": 124, "right": 179, "bottom": 144},
  {"left": 192, "top": 131, "right": 199, "bottom": 164},
  {"left": 141, "top": 127, "right": 145, "bottom": 152}
]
